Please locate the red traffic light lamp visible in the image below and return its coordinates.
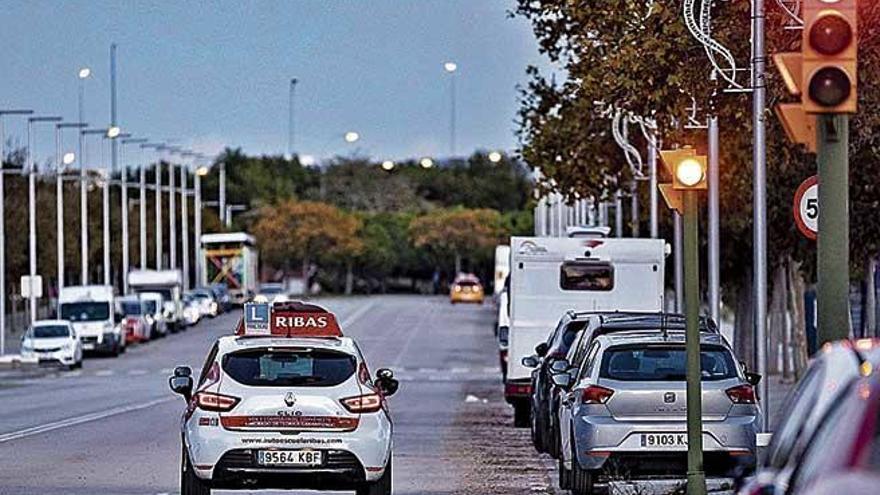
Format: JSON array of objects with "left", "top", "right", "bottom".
[{"left": 802, "top": 0, "right": 857, "bottom": 113}]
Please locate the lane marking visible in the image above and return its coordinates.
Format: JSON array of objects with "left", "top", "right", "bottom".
[
  {"left": 339, "top": 300, "right": 375, "bottom": 329},
  {"left": 128, "top": 369, "right": 148, "bottom": 376},
  {"left": 94, "top": 369, "right": 114, "bottom": 377},
  {"left": 0, "top": 396, "right": 175, "bottom": 444}
]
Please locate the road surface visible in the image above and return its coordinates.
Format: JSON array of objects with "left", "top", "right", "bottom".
[{"left": 0, "top": 295, "right": 560, "bottom": 495}]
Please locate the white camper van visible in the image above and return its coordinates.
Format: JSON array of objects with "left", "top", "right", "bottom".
[
  {"left": 504, "top": 236, "right": 667, "bottom": 424},
  {"left": 494, "top": 244, "right": 511, "bottom": 297},
  {"left": 58, "top": 285, "right": 125, "bottom": 356},
  {"left": 128, "top": 270, "right": 184, "bottom": 332}
]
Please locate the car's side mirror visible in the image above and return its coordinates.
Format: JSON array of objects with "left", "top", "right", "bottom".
[
  {"left": 745, "top": 372, "right": 762, "bottom": 387},
  {"left": 550, "top": 359, "right": 570, "bottom": 374},
  {"left": 522, "top": 355, "right": 540, "bottom": 368},
  {"left": 375, "top": 368, "right": 399, "bottom": 397},
  {"left": 535, "top": 342, "right": 549, "bottom": 357},
  {"left": 169, "top": 366, "right": 193, "bottom": 401},
  {"left": 551, "top": 372, "right": 572, "bottom": 389}
]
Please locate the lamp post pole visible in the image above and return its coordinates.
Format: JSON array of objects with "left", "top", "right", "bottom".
[
  {"left": 78, "top": 67, "right": 91, "bottom": 285},
  {"left": 683, "top": 189, "right": 706, "bottom": 495},
  {"left": 444, "top": 62, "right": 458, "bottom": 157},
  {"left": 167, "top": 147, "right": 180, "bottom": 271},
  {"left": 289, "top": 78, "right": 298, "bottom": 157},
  {"left": 0, "top": 109, "right": 33, "bottom": 354},
  {"left": 119, "top": 136, "right": 146, "bottom": 293},
  {"left": 28, "top": 116, "right": 63, "bottom": 324},
  {"left": 194, "top": 160, "right": 208, "bottom": 288},
  {"left": 55, "top": 123, "right": 88, "bottom": 291}
]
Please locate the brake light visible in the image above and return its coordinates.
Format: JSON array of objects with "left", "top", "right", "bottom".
[
  {"left": 195, "top": 392, "right": 240, "bottom": 412},
  {"left": 581, "top": 385, "right": 614, "bottom": 404},
  {"left": 341, "top": 393, "right": 383, "bottom": 413},
  {"left": 726, "top": 384, "right": 757, "bottom": 404}
]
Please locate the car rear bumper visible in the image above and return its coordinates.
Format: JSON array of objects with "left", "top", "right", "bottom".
[
  {"left": 572, "top": 415, "right": 759, "bottom": 473},
  {"left": 450, "top": 293, "right": 484, "bottom": 303},
  {"left": 208, "top": 448, "right": 367, "bottom": 490}
]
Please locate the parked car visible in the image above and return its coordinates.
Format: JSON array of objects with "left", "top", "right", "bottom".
[
  {"left": 189, "top": 288, "right": 219, "bottom": 318},
  {"left": 210, "top": 283, "right": 232, "bottom": 312},
  {"left": 19, "top": 320, "right": 83, "bottom": 369},
  {"left": 59, "top": 285, "right": 125, "bottom": 356},
  {"left": 255, "top": 282, "right": 285, "bottom": 302},
  {"left": 737, "top": 339, "right": 880, "bottom": 495},
  {"left": 140, "top": 292, "right": 169, "bottom": 339},
  {"left": 116, "top": 295, "right": 152, "bottom": 343},
  {"left": 182, "top": 293, "right": 202, "bottom": 326},
  {"left": 783, "top": 347, "right": 880, "bottom": 495},
  {"left": 554, "top": 326, "right": 760, "bottom": 493},
  {"left": 450, "top": 274, "right": 485, "bottom": 305}
]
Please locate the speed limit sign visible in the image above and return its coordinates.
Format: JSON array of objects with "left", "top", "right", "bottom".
[{"left": 793, "top": 175, "right": 818, "bottom": 241}]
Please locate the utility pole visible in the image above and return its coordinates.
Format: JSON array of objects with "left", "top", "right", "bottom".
[
  {"left": 78, "top": 68, "right": 91, "bottom": 285},
  {"left": 169, "top": 159, "right": 176, "bottom": 270},
  {"left": 180, "top": 160, "right": 189, "bottom": 289},
  {"left": 648, "top": 133, "right": 659, "bottom": 238},
  {"left": 708, "top": 116, "right": 721, "bottom": 324}
]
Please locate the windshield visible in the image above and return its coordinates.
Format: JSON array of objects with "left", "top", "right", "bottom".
[
  {"left": 223, "top": 348, "right": 356, "bottom": 387},
  {"left": 560, "top": 261, "right": 614, "bottom": 291},
  {"left": 60, "top": 302, "right": 110, "bottom": 322},
  {"left": 136, "top": 288, "right": 173, "bottom": 301},
  {"left": 31, "top": 325, "right": 70, "bottom": 338},
  {"left": 599, "top": 345, "right": 737, "bottom": 382},
  {"left": 143, "top": 301, "right": 158, "bottom": 314},
  {"left": 259, "top": 285, "right": 283, "bottom": 294},
  {"left": 119, "top": 301, "right": 142, "bottom": 315}
]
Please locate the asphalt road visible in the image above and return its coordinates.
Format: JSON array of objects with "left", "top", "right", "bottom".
[{"left": 0, "top": 295, "right": 560, "bottom": 495}]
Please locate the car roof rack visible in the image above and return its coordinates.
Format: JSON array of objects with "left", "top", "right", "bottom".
[{"left": 589, "top": 312, "right": 719, "bottom": 339}]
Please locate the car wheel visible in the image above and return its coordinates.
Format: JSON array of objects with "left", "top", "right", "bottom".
[
  {"left": 181, "top": 444, "right": 211, "bottom": 495},
  {"left": 513, "top": 402, "right": 530, "bottom": 428},
  {"left": 558, "top": 456, "right": 572, "bottom": 490},
  {"left": 570, "top": 453, "right": 594, "bottom": 495},
  {"left": 531, "top": 406, "right": 546, "bottom": 453},
  {"left": 356, "top": 458, "right": 391, "bottom": 495}
]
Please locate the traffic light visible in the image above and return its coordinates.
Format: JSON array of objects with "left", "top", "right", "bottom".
[
  {"left": 658, "top": 147, "right": 708, "bottom": 214},
  {"left": 802, "top": 0, "right": 857, "bottom": 113}
]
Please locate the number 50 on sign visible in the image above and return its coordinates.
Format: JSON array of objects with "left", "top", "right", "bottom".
[{"left": 793, "top": 175, "right": 818, "bottom": 241}]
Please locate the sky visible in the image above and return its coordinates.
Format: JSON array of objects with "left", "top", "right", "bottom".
[{"left": 0, "top": 0, "right": 548, "bottom": 165}]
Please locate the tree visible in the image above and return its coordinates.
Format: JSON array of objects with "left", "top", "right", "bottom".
[
  {"left": 409, "top": 208, "right": 504, "bottom": 275},
  {"left": 252, "top": 200, "right": 361, "bottom": 294}
]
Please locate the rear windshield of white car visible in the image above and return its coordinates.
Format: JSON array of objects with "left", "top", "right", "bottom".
[
  {"left": 32, "top": 325, "right": 70, "bottom": 338},
  {"left": 222, "top": 349, "right": 356, "bottom": 387},
  {"left": 60, "top": 302, "right": 110, "bottom": 322},
  {"left": 560, "top": 261, "right": 614, "bottom": 291},
  {"left": 599, "top": 345, "right": 737, "bottom": 381}
]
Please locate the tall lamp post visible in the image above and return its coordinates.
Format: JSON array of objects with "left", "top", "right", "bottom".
[
  {"left": 289, "top": 78, "right": 298, "bottom": 158},
  {"left": 166, "top": 146, "right": 181, "bottom": 271},
  {"left": 119, "top": 135, "right": 147, "bottom": 293},
  {"left": 27, "top": 116, "right": 63, "bottom": 324},
  {"left": 55, "top": 122, "right": 88, "bottom": 291},
  {"left": 142, "top": 143, "right": 166, "bottom": 269},
  {"left": 81, "top": 127, "right": 117, "bottom": 286},
  {"left": 78, "top": 67, "right": 91, "bottom": 285},
  {"left": 194, "top": 158, "right": 209, "bottom": 289},
  {"left": 0, "top": 109, "right": 33, "bottom": 354},
  {"left": 443, "top": 61, "right": 457, "bottom": 157}
]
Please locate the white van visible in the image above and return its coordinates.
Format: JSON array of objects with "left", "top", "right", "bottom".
[
  {"left": 128, "top": 270, "right": 184, "bottom": 332},
  {"left": 494, "top": 244, "right": 511, "bottom": 297},
  {"left": 504, "top": 236, "right": 667, "bottom": 424},
  {"left": 58, "top": 285, "right": 125, "bottom": 356}
]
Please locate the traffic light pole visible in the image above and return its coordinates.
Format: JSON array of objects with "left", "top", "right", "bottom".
[
  {"left": 683, "top": 189, "right": 706, "bottom": 495},
  {"left": 817, "top": 114, "right": 850, "bottom": 344}
]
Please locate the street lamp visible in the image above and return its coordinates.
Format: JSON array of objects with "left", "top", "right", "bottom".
[
  {"left": 55, "top": 122, "right": 88, "bottom": 291},
  {"left": 0, "top": 109, "right": 33, "bottom": 354},
  {"left": 344, "top": 131, "right": 360, "bottom": 143},
  {"left": 444, "top": 61, "right": 458, "bottom": 156},
  {"left": 81, "top": 128, "right": 118, "bottom": 285},
  {"left": 289, "top": 78, "right": 298, "bottom": 158},
  {"left": 27, "top": 116, "right": 63, "bottom": 324},
  {"left": 141, "top": 142, "right": 165, "bottom": 269},
  {"left": 488, "top": 151, "right": 503, "bottom": 164},
  {"left": 120, "top": 137, "right": 148, "bottom": 292},
  {"left": 194, "top": 158, "right": 210, "bottom": 287},
  {"left": 381, "top": 160, "right": 395, "bottom": 171},
  {"left": 78, "top": 68, "right": 92, "bottom": 285},
  {"left": 420, "top": 157, "right": 434, "bottom": 169},
  {"left": 659, "top": 147, "right": 708, "bottom": 495}
]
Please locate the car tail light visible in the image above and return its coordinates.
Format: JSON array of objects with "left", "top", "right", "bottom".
[
  {"left": 581, "top": 385, "right": 614, "bottom": 404},
  {"left": 505, "top": 382, "right": 532, "bottom": 397},
  {"left": 341, "top": 393, "right": 383, "bottom": 413},
  {"left": 195, "top": 392, "right": 240, "bottom": 412},
  {"left": 726, "top": 384, "right": 757, "bottom": 404}
]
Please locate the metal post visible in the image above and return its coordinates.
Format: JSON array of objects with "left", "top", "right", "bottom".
[
  {"left": 102, "top": 139, "right": 110, "bottom": 286},
  {"left": 27, "top": 121, "right": 36, "bottom": 324},
  {"left": 194, "top": 170, "right": 203, "bottom": 287},
  {"left": 709, "top": 116, "right": 721, "bottom": 324},
  {"left": 289, "top": 78, "right": 298, "bottom": 157},
  {"left": 449, "top": 70, "right": 456, "bottom": 156},
  {"left": 675, "top": 213, "right": 685, "bottom": 312},
  {"left": 817, "top": 114, "right": 850, "bottom": 344},
  {"left": 615, "top": 190, "right": 624, "bottom": 238},
  {"left": 630, "top": 181, "right": 639, "bottom": 237},
  {"left": 79, "top": 76, "right": 88, "bottom": 285},
  {"left": 169, "top": 161, "right": 176, "bottom": 269},
  {"left": 180, "top": 164, "right": 189, "bottom": 289},
  {"left": 120, "top": 144, "right": 129, "bottom": 293},
  {"left": 55, "top": 127, "right": 64, "bottom": 291},
  {"left": 219, "top": 160, "right": 226, "bottom": 225},
  {"left": 139, "top": 146, "right": 147, "bottom": 269},
  {"left": 649, "top": 133, "right": 659, "bottom": 238},
  {"left": 155, "top": 160, "right": 162, "bottom": 269},
  {"left": 683, "top": 191, "right": 707, "bottom": 495},
  {"left": 751, "top": 0, "right": 769, "bottom": 431}
]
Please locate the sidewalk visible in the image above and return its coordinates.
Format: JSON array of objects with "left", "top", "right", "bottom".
[{"left": 766, "top": 375, "right": 796, "bottom": 430}]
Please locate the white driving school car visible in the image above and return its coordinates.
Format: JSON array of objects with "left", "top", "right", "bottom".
[{"left": 169, "top": 301, "right": 399, "bottom": 495}]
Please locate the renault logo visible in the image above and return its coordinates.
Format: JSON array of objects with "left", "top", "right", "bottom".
[
  {"left": 284, "top": 392, "right": 296, "bottom": 407},
  {"left": 664, "top": 392, "right": 676, "bottom": 404}
]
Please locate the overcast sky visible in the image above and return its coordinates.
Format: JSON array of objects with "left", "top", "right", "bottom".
[{"left": 0, "top": 0, "right": 547, "bottom": 165}]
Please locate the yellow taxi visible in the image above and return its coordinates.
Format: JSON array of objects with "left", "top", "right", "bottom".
[{"left": 450, "top": 275, "right": 485, "bottom": 305}]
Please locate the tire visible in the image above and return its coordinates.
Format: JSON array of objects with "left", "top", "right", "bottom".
[
  {"left": 181, "top": 444, "right": 211, "bottom": 495},
  {"left": 356, "top": 458, "right": 391, "bottom": 495},
  {"left": 558, "top": 456, "right": 572, "bottom": 490},
  {"left": 513, "top": 402, "right": 530, "bottom": 428},
  {"left": 570, "top": 449, "right": 594, "bottom": 495},
  {"left": 531, "top": 406, "right": 546, "bottom": 453}
]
